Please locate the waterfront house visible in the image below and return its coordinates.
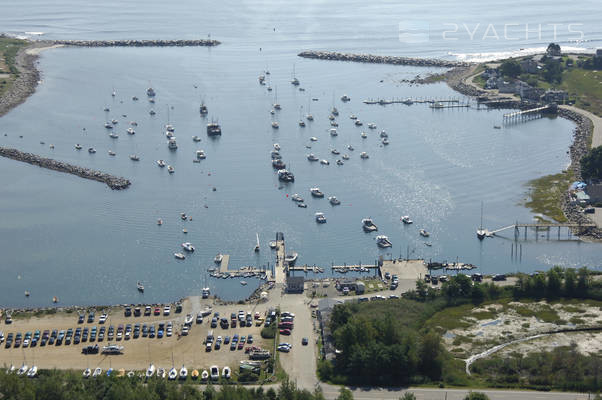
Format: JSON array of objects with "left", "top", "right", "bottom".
[
  {"left": 541, "top": 89, "right": 569, "bottom": 104},
  {"left": 520, "top": 58, "right": 540, "bottom": 74},
  {"left": 520, "top": 85, "right": 545, "bottom": 101},
  {"left": 497, "top": 78, "right": 516, "bottom": 93}
]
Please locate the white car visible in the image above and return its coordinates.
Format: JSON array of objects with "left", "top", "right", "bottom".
[
  {"left": 182, "top": 326, "right": 189, "bottom": 336},
  {"left": 99, "top": 314, "right": 108, "bottom": 324},
  {"left": 166, "top": 328, "right": 172, "bottom": 337},
  {"left": 163, "top": 306, "right": 171, "bottom": 315}
]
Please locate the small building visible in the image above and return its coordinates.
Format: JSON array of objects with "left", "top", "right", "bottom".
[
  {"left": 355, "top": 281, "right": 365, "bottom": 294},
  {"left": 520, "top": 58, "right": 539, "bottom": 74},
  {"left": 497, "top": 78, "right": 516, "bottom": 93},
  {"left": 485, "top": 77, "right": 498, "bottom": 89},
  {"left": 286, "top": 276, "right": 304, "bottom": 293},
  {"left": 541, "top": 89, "right": 568, "bottom": 104},
  {"left": 520, "top": 86, "right": 545, "bottom": 101}
]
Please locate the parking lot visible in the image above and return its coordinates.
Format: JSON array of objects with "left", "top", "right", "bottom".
[{"left": 0, "top": 297, "right": 274, "bottom": 374}]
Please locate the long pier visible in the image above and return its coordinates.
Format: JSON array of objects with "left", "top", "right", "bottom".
[
  {"left": 49, "top": 39, "right": 221, "bottom": 47},
  {"left": 0, "top": 147, "right": 130, "bottom": 190},
  {"left": 503, "top": 105, "right": 551, "bottom": 123},
  {"left": 487, "top": 222, "right": 596, "bottom": 240},
  {"left": 297, "top": 50, "right": 469, "bottom": 68},
  {"left": 363, "top": 98, "right": 460, "bottom": 105}
]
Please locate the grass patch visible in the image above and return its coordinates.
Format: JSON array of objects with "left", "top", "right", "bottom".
[
  {"left": 0, "top": 36, "right": 27, "bottom": 97},
  {"left": 559, "top": 68, "right": 602, "bottom": 117},
  {"left": 472, "top": 311, "right": 496, "bottom": 320},
  {"left": 425, "top": 303, "right": 474, "bottom": 332},
  {"left": 569, "top": 317, "right": 585, "bottom": 324},
  {"left": 524, "top": 170, "right": 573, "bottom": 223}
]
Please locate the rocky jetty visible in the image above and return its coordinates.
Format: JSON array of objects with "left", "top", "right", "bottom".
[
  {"left": 0, "top": 147, "right": 131, "bottom": 190},
  {"left": 0, "top": 43, "right": 40, "bottom": 118},
  {"left": 297, "top": 50, "right": 469, "bottom": 68},
  {"left": 51, "top": 39, "right": 220, "bottom": 47}
]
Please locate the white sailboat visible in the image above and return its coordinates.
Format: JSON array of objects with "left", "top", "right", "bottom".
[
  {"left": 254, "top": 233, "right": 260, "bottom": 252},
  {"left": 477, "top": 201, "right": 486, "bottom": 240}
]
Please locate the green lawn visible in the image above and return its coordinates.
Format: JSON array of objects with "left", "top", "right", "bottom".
[
  {"left": 523, "top": 170, "right": 573, "bottom": 223},
  {"left": 559, "top": 68, "right": 602, "bottom": 117},
  {"left": 0, "top": 36, "right": 27, "bottom": 97}
]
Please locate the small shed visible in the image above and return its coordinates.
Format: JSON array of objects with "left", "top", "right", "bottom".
[{"left": 286, "top": 276, "right": 304, "bottom": 293}]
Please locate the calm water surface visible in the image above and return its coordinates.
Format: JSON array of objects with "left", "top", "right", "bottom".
[{"left": 0, "top": 0, "right": 600, "bottom": 307}]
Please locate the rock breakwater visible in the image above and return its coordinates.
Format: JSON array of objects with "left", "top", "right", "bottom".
[
  {"left": 51, "top": 39, "right": 220, "bottom": 47},
  {"left": 297, "top": 50, "right": 469, "bottom": 68},
  {"left": 0, "top": 147, "right": 131, "bottom": 190}
]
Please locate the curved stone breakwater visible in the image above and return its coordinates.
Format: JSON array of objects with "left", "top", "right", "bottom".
[
  {"left": 0, "top": 147, "right": 131, "bottom": 190},
  {"left": 297, "top": 50, "right": 469, "bottom": 68},
  {"left": 49, "top": 39, "right": 221, "bottom": 47}
]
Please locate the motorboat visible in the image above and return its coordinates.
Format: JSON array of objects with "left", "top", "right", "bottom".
[
  {"left": 299, "top": 120, "right": 306, "bottom": 127},
  {"left": 382, "top": 138, "right": 389, "bottom": 145},
  {"left": 88, "top": 147, "right": 96, "bottom": 154},
  {"left": 165, "top": 124, "right": 175, "bottom": 132},
  {"left": 347, "top": 145, "right": 354, "bottom": 151},
  {"left": 157, "top": 368, "right": 166, "bottom": 378},
  {"left": 340, "top": 94, "right": 351, "bottom": 102},
  {"left": 157, "top": 218, "right": 163, "bottom": 225},
  {"left": 329, "top": 128, "right": 338, "bottom": 136},
  {"left": 328, "top": 196, "right": 341, "bottom": 205},
  {"left": 223, "top": 366, "right": 231, "bottom": 379},
  {"left": 149, "top": 98, "right": 155, "bottom": 103},
  {"left": 271, "top": 150, "right": 281, "bottom": 159},
  {"left": 240, "top": 281, "right": 247, "bottom": 286},
  {"left": 306, "top": 113, "right": 314, "bottom": 121},
  {"left": 174, "top": 252, "right": 186, "bottom": 260},
  {"left": 129, "top": 154, "right": 140, "bottom": 161},
  {"left": 361, "top": 132, "right": 367, "bottom": 138},
  {"left": 157, "top": 159, "right": 166, "bottom": 168},
  {"left": 201, "top": 370, "right": 209, "bottom": 381},
  {"left": 111, "top": 119, "right": 118, "bottom": 125},
  {"left": 166, "top": 131, "right": 174, "bottom": 139},
  {"left": 307, "top": 153, "right": 319, "bottom": 161},
  {"left": 210, "top": 365, "right": 219, "bottom": 380},
  {"left": 331, "top": 106, "right": 339, "bottom": 115},
  {"left": 108, "top": 150, "right": 116, "bottom": 156},
  {"left": 214, "top": 253, "right": 223, "bottom": 263},
  {"left": 376, "top": 235, "right": 392, "bottom": 248},
  {"left": 368, "top": 123, "right": 377, "bottom": 129},
  {"left": 104, "top": 122, "right": 113, "bottom": 129},
  {"left": 207, "top": 122, "right": 222, "bottom": 136},
  {"left": 192, "top": 135, "right": 201, "bottom": 142},
  {"left": 315, "top": 212, "right": 327, "bottom": 223},
  {"left": 137, "top": 281, "right": 144, "bottom": 292},
  {"left": 342, "top": 154, "right": 350, "bottom": 160},
  {"left": 297, "top": 203, "right": 307, "bottom": 208},
  {"left": 182, "top": 242, "right": 195, "bottom": 252},
  {"left": 149, "top": 110, "right": 156, "bottom": 115},
  {"left": 179, "top": 366, "right": 188, "bottom": 380},
  {"left": 362, "top": 218, "right": 378, "bottom": 232},
  {"left": 331, "top": 149, "right": 340, "bottom": 155},
  {"left": 320, "top": 159, "right": 330, "bottom": 165},
  {"left": 104, "top": 107, "right": 110, "bottom": 112},
  {"left": 350, "top": 114, "right": 357, "bottom": 120},
  {"left": 291, "top": 193, "right": 304, "bottom": 202},
  {"left": 355, "top": 120, "right": 363, "bottom": 126},
  {"left": 271, "top": 121, "right": 279, "bottom": 129},
  {"left": 310, "top": 187, "right": 324, "bottom": 197},
  {"left": 360, "top": 152, "right": 369, "bottom": 159},
  {"left": 109, "top": 132, "right": 119, "bottom": 138},
  {"left": 92, "top": 368, "right": 102, "bottom": 378},
  {"left": 146, "top": 364, "right": 156, "bottom": 378},
  {"left": 199, "top": 103, "right": 208, "bottom": 115},
  {"left": 167, "top": 165, "right": 175, "bottom": 174},
  {"left": 328, "top": 114, "right": 335, "bottom": 121},
  {"left": 285, "top": 252, "right": 298, "bottom": 264},
  {"left": 168, "top": 138, "right": 177, "bottom": 150},
  {"left": 27, "top": 366, "right": 37, "bottom": 378},
  {"left": 147, "top": 87, "right": 156, "bottom": 97},
  {"left": 17, "top": 365, "right": 28, "bottom": 376},
  {"left": 127, "top": 371, "right": 135, "bottom": 378},
  {"left": 336, "top": 159, "right": 344, "bottom": 166},
  {"left": 420, "top": 229, "right": 430, "bottom": 237},
  {"left": 168, "top": 368, "right": 178, "bottom": 380},
  {"left": 273, "top": 103, "right": 281, "bottom": 110},
  {"left": 273, "top": 143, "right": 281, "bottom": 150},
  {"left": 330, "top": 121, "right": 339, "bottom": 127},
  {"left": 196, "top": 150, "right": 206, "bottom": 159},
  {"left": 272, "top": 159, "right": 286, "bottom": 169},
  {"left": 310, "top": 137, "right": 318, "bottom": 142},
  {"left": 191, "top": 369, "right": 199, "bottom": 380},
  {"left": 401, "top": 216, "right": 413, "bottom": 224},
  {"left": 202, "top": 287, "right": 210, "bottom": 298},
  {"left": 127, "top": 127, "right": 135, "bottom": 135},
  {"left": 269, "top": 241, "right": 277, "bottom": 249},
  {"left": 277, "top": 169, "right": 295, "bottom": 182},
  {"left": 83, "top": 368, "right": 91, "bottom": 378},
  {"left": 380, "top": 130, "right": 388, "bottom": 138}
]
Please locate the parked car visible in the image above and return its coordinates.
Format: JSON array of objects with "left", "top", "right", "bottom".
[
  {"left": 279, "top": 329, "right": 291, "bottom": 336},
  {"left": 302, "top": 337, "right": 309, "bottom": 346}
]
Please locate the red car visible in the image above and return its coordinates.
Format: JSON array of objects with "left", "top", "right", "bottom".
[
  {"left": 154, "top": 307, "right": 161, "bottom": 316},
  {"left": 279, "top": 329, "right": 291, "bottom": 336}
]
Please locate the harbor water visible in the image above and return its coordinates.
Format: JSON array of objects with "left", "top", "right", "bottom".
[{"left": 0, "top": 0, "right": 601, "bottom": 307}]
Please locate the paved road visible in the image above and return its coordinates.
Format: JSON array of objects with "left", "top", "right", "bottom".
[{"left": 560, "top": 105, "right": 602, "bottom": 148}]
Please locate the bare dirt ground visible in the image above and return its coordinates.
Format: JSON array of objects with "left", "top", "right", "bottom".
[
  {"left": 442, "top": 300, "right": 602, "bottom": 359},
  {"left": 0, "top": 297, "right": 273, "bottom": 374}
]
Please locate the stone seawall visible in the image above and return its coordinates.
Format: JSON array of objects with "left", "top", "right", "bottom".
[
  {"left": 297, "top": 50, "right": 469, "bottom": 68},
  {"left": 50, "top": 39, "right": 220, "bottom": 47},
  {"left": 0, "top": 147, "right": 131, "bottom": 190}
]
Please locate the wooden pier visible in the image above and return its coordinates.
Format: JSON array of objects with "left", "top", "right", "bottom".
[
  {"left": 219, "top": 254, "right": 230, "bottom": 273},
  {"left": 363, "top": 97, "right": 461, "bottom": 106},
  {"left": 503, "top": 105, "right": 550, "bottom": 124},
  {"left": 288, "top": 265, "right": 326, "bottom": 273},
  {"left": 487, "top": 222, "right": 596, "bottom": 240},
  {"left": 274, "top": 233, "right": 286, "bottom": 284}
]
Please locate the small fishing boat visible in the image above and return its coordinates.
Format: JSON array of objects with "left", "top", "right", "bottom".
[
  {"left": 331, "top": 106, "right": 339, "bottom": 115},
  {"left": 329, "top": 128, "right": 338, "bottom": 136},
  {"left": 111, "top": 119, "right": 118, "bottom": 125},
  {"left": 360, "top": 152, "right": 369, "bottom": 159},
  {"left": 298, "top": 203, "right": 307, "bottom": 208},
  {"left": 109, "top": 132, "right": 119, "bottom": 138},
  {"left": 240, "top": 281, "right": 247, "bottom": 286},
  {"left": 355, "top": 120, "right": 363, "bottom": 126},
  {"left": 174, "top": 253, "right": 186, "bottom": 260},
  {"left": 331, "top": 149, "right": 340, "bottom": 155},
  {"left": 350, "top": 114, "right": 357, "bottom": 120},
  {"left": 92, "top": 368, "right": 102, "bottom": 378},
  {"left": 104, "top": 107, "right": 110, "bottom": 112},
  {"left": 336, "top": 159, "right": 344, "bottom": 166},
  {"left": 328, "top": 196, "right": 341, "bottom": 205},
  {"left": 149, "top": 110, "right": 156, "bottom": 115},
  {"left": 168, "top": 368, "right": 178, "bottom": 380},
  {"left": 196, "top": 150, "right": 206, "bottom": 159},
  {"left": 310, "top": 136, "right": 318, "bottom": 142},
  {"left": 401, "top": 216, "right": 413, "bottom": 224},
  {"left": 307, "top": 153, "right": 319, "bottom": 162},
  {"left": 347, "top": 145, "right": 354, "bottom": 151},
  {"left": 342, "top": 154, "right": 350, "bottom": 160},
  {"left": 376, "top": 235, "right": 392, "bottom": 248},
  {"left": 320, "top": 159, "right": 329, "bottom": 165},
  {"left": 315, "top": 212, "right": 327, "bottom": 223},
  {"left": 380, "top": 130, "right": 388, "bottom": 138},
  {"left": 310, "top": 187, "right": 324, "bottom": 197},
  {"left": 223, "top": 366, "right": 231, "bottom": 379},
  {"left": 127, "top": 127, "right": 135, "bottom": 135},
  {"left": 83, "top": 368, "right": 91, "bottom": 378},
  {"left": 271, "top": 121, "right": 279, "bottom": 129},
  {"left": 201, "top": 370, "right": 209, "bottom": 381},
  {"left": 362, "top": 218, "right": 378, "bottom": 232},
  {"left": 420, "top": 229, "right": 430, "bottom": 237},
  {"left": 214, "top": 253, "right": 223, "bottom": 263},
  {"left": 368, "top": 123, "right": 377, "bottom": 129},
  {"left": 146, "top": 364, "right": 155, "bottom": 378},
  {"left": 157, "top": 159, "right": 166, "bottom": 168},
  {"left": 129, "top": 154, "right": 140, "bottom": 161},
  {"left": 192, "top": 135, "right": 201, "bottom": 142},
  {"left": 137, "top": 281, "right": 144, "bottom": 292},
  {"left": 340, "top": 94, "right": 350, "bottom": 102},
  {"left": 108, "top": 150, "right": 116, "bottom": 156},
  {"left": 191, "top": 369, "right": 199, "bottom": 380},
  {"left": 167, "top": 165, "right": 175, "bottom": 174},
  {"left": 329, "top": 114, "right": 335, "bottom": 121},
  {"left": 179, "top": 366, "right": 188, "bottom": 380},
  {"left": 361, "top": 132, "right": 367, "bottom": 138},
  {"left": 199, "top": 103, "right": 208, "bottom": 115},
  {"left": 382, "top": 138, "right": 389, "bottom": 145},
  {"left": 269, "top": 241, "right": 277, "bottom": 249},
  {"left": 104, "top": 122, "right": 113, "bottom": 129},
  {"left": 88, "top": 147, "right": 96, "bottom": 154},
  {"left": 168, "top": 138, "right": 177, "bottom": 150},
  {"left": 182, "top": 242, "right": 195, "bottom": 252},
  {"left": 147, "top": 87, "right": 156, "bottom": 97},
  {"left": 291, "top": 193, "right": 304, "bottom": 202}
]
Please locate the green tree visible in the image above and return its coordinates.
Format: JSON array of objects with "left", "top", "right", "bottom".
[
  {"left": 464, "top": 392, "right": 490, "bottom": 400},
  {"left": 581, "top": 146, "right": 602, "bottom": 180},
  {"left": 336, "top": 387, "right": 354, "bottom": 400},
  {"left": 564, "top": 268, "right": 577, "bottom": 297},
  {"left": 546, "top": 266, "right": 563, "bottom": 298},
  {"left": 418, "top": 330, "right": 443, "bottom": 380},
  {"left": 415, "top": 279, "right": 428, "bottom": 301},
  {"left": 500, "top": 60, "right": 521, "bottom": 78},
  {"left": 471, "top": 284, "right": 485, "bottom": 305}
]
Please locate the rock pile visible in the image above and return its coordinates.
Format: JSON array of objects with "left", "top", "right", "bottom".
[
  {"left": 0, "top": 147, "right": 131, "bottom": 190},
  {"left": 297, "top": 50, "right": 469, "bottom": 68},
  {"left": 51, "top": 39, "right": 220, "bottom": 47}
]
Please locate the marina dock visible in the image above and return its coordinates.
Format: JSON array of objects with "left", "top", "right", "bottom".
[
  {"left": 486, "top": 222, "right": 596, "bottom": 240},
  {"left": 503, "top": 105, "right": 552, "bottom": 123},
  {"left": 379, "top": 259, "right": 428, "bottom": 281},
  {"left": 219, "top": 254, "right": 230, "bottom": 273},
  {"left": 275, "top": 235, "right": 286, "bottom": 284}
]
